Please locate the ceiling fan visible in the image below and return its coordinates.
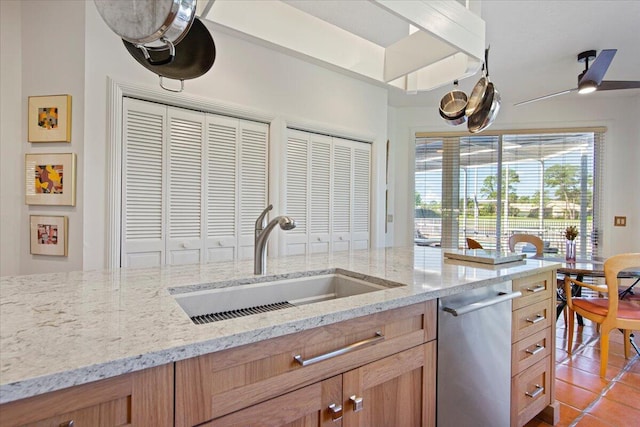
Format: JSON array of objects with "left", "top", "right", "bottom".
[{"left": 515, "top": 49, "right": 640, "bottom": 106}]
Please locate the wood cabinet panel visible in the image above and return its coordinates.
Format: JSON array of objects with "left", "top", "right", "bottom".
[
  {"left": 512, "top": 271, "right": 553, "bottom": 310},
  {"left": 342, "top": 342, "right": 435, "bottom": 427},
  {"left": 176, "top": 301, "right": 436, "bottom": 427},
  {"left": 511, "top": 356, "right": 552, "bottom": 427},
  {"left": 0, "top": 364, "right": 173, "bottom": 427},
  {"left": 512, "top": 327, "right": 552, "bottom": 376},
  {"left": 510, "top": 269, "right": 557, "bottom": 427},
  {"left": 512, "top": 299, "right": 552, "bottom": 343},
  {"left": 201, "top": 376, "right": 342, "bottom": 427}
]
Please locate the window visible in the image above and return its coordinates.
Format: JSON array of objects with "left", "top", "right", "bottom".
[{"left": 415, "top": 129, "right": 604, "bottom": 257}]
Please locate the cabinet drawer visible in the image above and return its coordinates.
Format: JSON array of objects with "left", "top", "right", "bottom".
[
  {"left": 512, "top": 300, "right": 552, "bottom": 343},
  {"left": 175, "top": 301, "right": 436, "bottom": 427},
  {"left": 511, "top": 356, "right": 552, "bottom": 427},
  {"left": 512, "top": 327, "right": 552, "bottom": 376},
  {"left": 512, "top": 271, "right": 553, "bottom": 310}
]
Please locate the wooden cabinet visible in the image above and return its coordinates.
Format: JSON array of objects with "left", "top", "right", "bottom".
[
  {"left": 176, "top": 301, "right": 437, "bottom": 427},
  {"left": 198, "top": 343, "right": 435, "bottom": 427},
  {"left": 0, "top": 364, "right": 173, "bottom": 427},
  {"left": 343, "top": 342, "right": 435, "bottom": 427},
  {"left": 201, "top": 376, "right": 343, "bottom": 427},
  {"left": 510, "top": 270, "right": 559, "bottom": 427}
]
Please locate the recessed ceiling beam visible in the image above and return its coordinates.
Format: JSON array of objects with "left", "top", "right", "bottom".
[{"left": 202, "top": 0, "right": 485, "bottom": 93}]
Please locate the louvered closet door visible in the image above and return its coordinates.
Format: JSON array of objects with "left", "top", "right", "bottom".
[
  {"left": 205, "top": 115, "right": 238, "bottom": 262},
  {"left": 352, "top": 142, "right": 371, "bottom": 249},
  {"left": 285, "top": 130, "right": 310, "bottom": 255},
  {"left": 309, "top": 133, "right": 332, "bottom": 253},
  {"left": 237, "top": 120, "right": 269, "bottom": 260},
  {"left": 121, "top": 98, "right": 167, "bottom": 268},
  {"left": 332, "top": 139, "right": 353, "bottom": 252},
  {"left": 166, "top": 107, "right": 205, "bottom": 265}
]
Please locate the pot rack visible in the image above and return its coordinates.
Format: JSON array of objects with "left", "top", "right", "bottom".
[{"left": 198, "top": 0, "right": 485, "bottom": 93}]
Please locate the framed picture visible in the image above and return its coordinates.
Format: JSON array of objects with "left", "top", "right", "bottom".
[
  {"left": 28, "top": 95, "right": 72, "bottom": 142},
  {"left": 30, "top": 215, "right": 68, "bottom": 256},
  {"left": 25, "top": 153, "right": 76, "bottom": 206}
]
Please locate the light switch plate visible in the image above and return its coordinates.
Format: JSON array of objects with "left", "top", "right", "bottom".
[{"left": 614, "top": 216, "right": 626, "bottom": 226}]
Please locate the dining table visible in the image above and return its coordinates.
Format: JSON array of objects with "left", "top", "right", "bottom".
[{"left": 530, "top": 254, "right": 640, "bottom": 325}]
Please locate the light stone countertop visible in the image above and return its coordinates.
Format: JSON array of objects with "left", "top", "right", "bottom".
[{"left": 0, "top": 246, "right": 559, "bottom": 404}]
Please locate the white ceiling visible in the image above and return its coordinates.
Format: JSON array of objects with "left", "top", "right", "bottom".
[
  {"left": 387, "top": 0, "right": 640, "bottom": 108},
  {"left": 283, "top": 0, "right": 411, "bottom": 48}
]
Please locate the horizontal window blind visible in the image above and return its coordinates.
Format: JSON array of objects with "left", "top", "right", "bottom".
[{"left": 415, "top": 130, "right": 603, "bottom": 256}]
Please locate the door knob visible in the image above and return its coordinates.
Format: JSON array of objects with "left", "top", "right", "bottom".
[
  {"left": 328, "top": 403, "right": 343, "bottom": 421},
  {"left": 350, "top": 395, "right": 363, "bottom": 412}
]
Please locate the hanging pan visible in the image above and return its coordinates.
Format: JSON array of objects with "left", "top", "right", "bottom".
[
  {"left": 123, "top": 17, "right": 216, "bottom": 92},
  {"left": 467, "top": 47, "right": 501, "bottom": 133},
  {"left": 95, "top": 0, "right": 197, "bottom": 66},
  {"left": 439, "top": 81, "right": 468, "bottom": 120},
  {"left": 467, "top": 83, "right": 501, "bottom": 133}
]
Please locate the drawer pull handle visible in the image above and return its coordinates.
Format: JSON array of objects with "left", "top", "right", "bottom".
[
  {"left": 525, "top": 384, "right": 544, "bottom": 399},
  {"left": 294, "top": 332, "right": 384, "bottom": 366},
  {"left": 525, "top": 344, "right": 544, "bottom": 356},
  {"left": 350, "top": 395, "right": 364, "bottom": 412},
  {"left": 526, "top": 285, "right": 545, "bottom": 293},
  {"left": 526, "top": 314, "right": 545, "bottom": 324},
  {"left": 59, "top": 422, "right": 74, "bottom": 427},
  {"left": 328, "top": 403, "right": 343, "bottom": 421}
]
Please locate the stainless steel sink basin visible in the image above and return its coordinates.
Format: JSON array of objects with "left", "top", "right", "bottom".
[{"left": 173, "top": 273, "right": 392, "bottom": 324}]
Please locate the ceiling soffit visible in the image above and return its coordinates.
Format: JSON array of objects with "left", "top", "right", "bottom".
[{"left": 201, "top": 0, "right": 486, "bottom": 93}]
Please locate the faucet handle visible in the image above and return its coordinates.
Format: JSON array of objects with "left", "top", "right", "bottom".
[{"left": 255, "top": 204, "right": 273, "bottom": 232}]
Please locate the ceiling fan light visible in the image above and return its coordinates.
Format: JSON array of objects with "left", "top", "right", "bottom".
[{"left": 578, "top": 80, "right": 598, "bottom": 94}]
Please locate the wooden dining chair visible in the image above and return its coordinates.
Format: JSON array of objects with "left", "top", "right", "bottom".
[
  {"left": 564, "top": 252, "right": 640, "bottom": 377},
  {"left": 466, "top": 237, "right": 483, "bottom": 249},
  {"left": 508, "top": 233, "right": 544, "bottom": 256}
]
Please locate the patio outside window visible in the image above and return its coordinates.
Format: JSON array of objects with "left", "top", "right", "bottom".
[{"left": 414, "top": 129, "right": 605, "bottom": 257}]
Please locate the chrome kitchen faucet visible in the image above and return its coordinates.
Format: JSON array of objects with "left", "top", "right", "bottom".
[{"left": 254, "top": 205, "right": 296, "bottom": 275}]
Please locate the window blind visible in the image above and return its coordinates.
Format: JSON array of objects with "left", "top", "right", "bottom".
[{"left": 415, "top": 130, "right": 604, "bottom": 256}]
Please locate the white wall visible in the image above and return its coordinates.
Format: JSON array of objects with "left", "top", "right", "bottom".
[
  {"left": 0, "top": 1, "right": 23, "bottom": 276},
  {"left": 83, "top": 3, "right": 388, "bottom": 270},
  {"left": 0, "top": 1, "right": 388, "bottom": 275},
  {"left": 391, "top": 94, "right": 640, "bottom": 256},
  {"left": 1, "top": 1, "right": 86, "bottom": 276},
  {"left": 4, "top": 1, "right": 636, "bottom": 276}
]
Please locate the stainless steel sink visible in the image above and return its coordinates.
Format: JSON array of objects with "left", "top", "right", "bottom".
[{"left": 173, "top": 273, "right": 392, "bottom": 324}]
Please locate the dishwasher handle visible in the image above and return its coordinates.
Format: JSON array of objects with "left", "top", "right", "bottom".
[{"left": 443, "top": 290, "right": 522, "bottom": 317}]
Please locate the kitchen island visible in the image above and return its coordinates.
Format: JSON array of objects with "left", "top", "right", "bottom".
[{"left": 0, "top": 246, "right": 559, "bottom": 426}]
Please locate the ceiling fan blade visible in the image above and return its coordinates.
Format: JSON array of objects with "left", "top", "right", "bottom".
[
  {"left": 581, "top": 49, "right": 617, "bottom": 85},
  {"left": 514, "top": 88, "right": 577, "bottom": 107},
  {"left": 597, "top": 80, "right": 640, "bottom": 90}
]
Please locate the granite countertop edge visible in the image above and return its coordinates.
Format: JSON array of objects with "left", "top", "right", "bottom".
[{"left": 0, "top": 247, "right": 560, "bottom": 404}]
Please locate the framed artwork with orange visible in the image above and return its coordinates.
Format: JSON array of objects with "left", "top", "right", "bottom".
[
  {"left": 28, "top": 94, "right": 72, "bottom": 142},
  {"left": 25, "top": 153, "right": 76, "bottom": 206},
  {"left": 30, "top": 215, "right": 68, "bottom": 256}
]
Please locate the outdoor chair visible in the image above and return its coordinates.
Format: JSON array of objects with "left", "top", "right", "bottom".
[
  {"left": 466, "top": 237, "right": 483, "bottom": 249},
  {"left": 508, "top": 233, "right": 544, "bottom": 256}
]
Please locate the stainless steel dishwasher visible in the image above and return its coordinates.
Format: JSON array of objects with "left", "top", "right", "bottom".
[{"left": 437, "top": 281, "right": 521, "bottom": 427}]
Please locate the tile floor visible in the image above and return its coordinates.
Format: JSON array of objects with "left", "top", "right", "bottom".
[{"left": 525, "top": 314, "right": 640, "bottom": 427}]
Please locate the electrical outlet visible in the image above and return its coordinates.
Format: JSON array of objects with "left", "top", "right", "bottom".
[{"left": 614, "top": 216, "right": 626, "bottom": 227}]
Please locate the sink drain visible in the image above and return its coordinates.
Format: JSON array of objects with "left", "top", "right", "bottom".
[{"left": 190, "top": 301, "right": 296, "bottom": 324}]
